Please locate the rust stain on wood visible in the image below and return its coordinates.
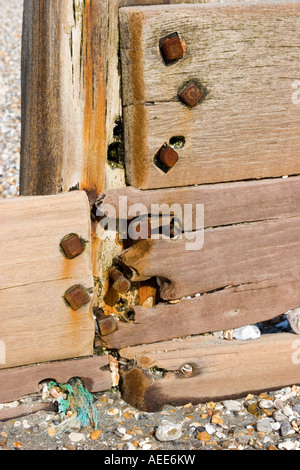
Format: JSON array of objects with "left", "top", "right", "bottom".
[{"left": 81, "top": 0, "right": 107, "bottom": 196}]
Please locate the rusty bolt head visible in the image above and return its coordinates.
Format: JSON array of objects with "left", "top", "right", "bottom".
[
  {"left": 155, "top": 145, "right": 179, "bottom": 172},
  {"left": 179, "top": 82, "right": 204, "bottom": 108},
  {"left": 64, "top": 284, "right": 90, "bottom": 310},
  {"left": 109, "top": 267, "right": 131, "bottom": 295},
  {"left": 160, "top": 33, "right": 184, "bottom": 63},
  {"left": 98, "top": 316, "right": 117, "bottom": 336},
  {"left": 60, "top": 234, "right": 84, "bottom": 259},
  {"left": 180, "top": 364, "right": 194, "bottom": 377}
]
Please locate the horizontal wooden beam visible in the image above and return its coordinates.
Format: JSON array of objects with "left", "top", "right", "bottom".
[
  {"left": 0, "top": 356, "right": 112, "bottom": 405},
  {"left": 101, "top": 277, "right": 300, "bottom": 349},
  {"left": 120, "top": 333, "right": 300, "bottom": 411},
  {"left": 99, "top": 176, "right": 300, "bottom": 230},
  {"left": 120, "top": 2, "right": 300, "bottom": 189}
]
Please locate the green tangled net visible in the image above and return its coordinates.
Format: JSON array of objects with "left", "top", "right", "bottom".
[{"left": 48, "top": 378, "right": 98, "bottom": 431}]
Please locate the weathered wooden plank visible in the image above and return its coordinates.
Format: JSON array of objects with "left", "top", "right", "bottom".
[
  {"left": 0, "top": 356, "right": 111, "bottom": 405},
  {"left": 101, "top": 278, "right": 300, "bottom": 349},
  {"left": 0, "top": 192, "right": 95, "bottom": 369},
  {"left": 119, "top": 217, "right": 300, "bottom": 300},
  {"left": 99, "top": 175, "right": 300, "bottom": 230},
  {"left": 120, "top": 2, "right": 300, "bottom": 189},
  {"left": 20, "top": 0, "right": 107, "bottom": 196},
  {"left": 119, "top": 333, "right": 300, "bottom": 411}
]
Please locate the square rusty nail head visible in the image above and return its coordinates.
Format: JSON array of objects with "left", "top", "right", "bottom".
[
  {"left": 179, "top": 82, "right": 204, "bottom": 108},
  {"left": 98, "top": 316, "right": 118, "bottom": 336},
  {"left": 64, "top": 285, "right": 90, "bottom": 310},
  {"left": 156, "top": 146, "right": 179, "bottom": 172},
  {"left": 160, "top": 33, "right": 184, "bottom": 62},
  {"left": 61, "top": 234, "right": 84, "bottom": 259}
]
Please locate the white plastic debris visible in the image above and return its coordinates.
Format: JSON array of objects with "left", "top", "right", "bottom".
[{"left": 233, "top": 325, "right": 261, "bottom": 341}]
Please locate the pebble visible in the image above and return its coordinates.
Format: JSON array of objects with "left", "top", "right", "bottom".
[
  {"left": 68, "top": 432, "right": 85, "bottom": 443},
  {"left": 155, "top": 420, "right": 182, "bottom": 442},
  {"left": 280, "top": 421, "right": 295, "bottom": 437},
  {"left": 90, "top": 430, "right": 102, "bottom": 441},
  {"left": 233, "top": 325, "right": 261, "bottom": 340},
  {"left": 256, "top": 419, "right": 273, "bottom": 433},
  {"left": 273, "top": 411, "right": 289, "bottom": 423},
  {"left": 223, "top": 400, "right": 242, "bottom": 412},
  {"left": 278, "top": 440, "right": 297, "bottom": 451}
]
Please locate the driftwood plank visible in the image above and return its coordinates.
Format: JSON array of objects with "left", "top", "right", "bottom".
[
  {"left": 120, "top": 2, "right": 300, "bottom": 189},
  {"left": 0, "top": 356, "right": 111, "bottom": 405},
  {"left": 119, "top": 333, "right": 300, "bottom": 411},
  {"left": 119, "top": 217, "right": 300, "bottom": 300},
  {"left": 0, "top": 192, "right": 95, "bottom": 369},
  {"left": 99, "top": 176, "right": 300, "bottom": 230},
  {"left": 101, "top": 278, "right": 300, "bottom": 349}
]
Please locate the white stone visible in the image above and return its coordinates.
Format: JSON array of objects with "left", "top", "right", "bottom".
[
  {"left": 124, "top": 442, "right": 136, "bottom": 451},
  {"left": 155, "top": 420, "right": 182, "bottom": 442},
  {"left": 205, "top": 423, "right": 216, "bottom": 434},
  {"left": 223, "top": 400, "right": 243, "bottom": 412},
  {"left": 286, "top": 308, "right": 300, "bottom": 334},
  {"left": 259, "top": 399, "right": 274, "bottom": 409},
  {"left": 233, "top": 325, "right": 261, "bottom": 341},
  {"left": 256, "top": 419, "right": 273, "bottom": 433},
  {"left": 68, "top": 432, "right": 85, "bottom": 443}
]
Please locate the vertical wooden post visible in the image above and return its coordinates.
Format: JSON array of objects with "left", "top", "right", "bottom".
[{"left": 20, "top": 0, "right": 108, "bottom": 196}]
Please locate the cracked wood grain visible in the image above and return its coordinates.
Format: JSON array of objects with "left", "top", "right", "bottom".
[
  {"left": 99, "top": 175, "right": 300, "bottom": 231},
  {"left": 101, "top": 277, "right": 300, "bottom": 349},
  {"left": 119, "top": 333, "right": 300, "bottom": 411},
  {"left": 0, "top": 192, "right": 95, "bottom": 369},
  {"left": 119, "top": 2, "right": 300, "bottom": 189}
]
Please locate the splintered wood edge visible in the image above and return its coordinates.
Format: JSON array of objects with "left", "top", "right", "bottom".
[
  {"left": 120, "top": 333, "right": 300, "bottom": 411},
  {"left": 101, "top": 277, "right": 300, "bottom": 349},
  {"left": 0, "top": 356, "right": 112, "bottom": 405}
]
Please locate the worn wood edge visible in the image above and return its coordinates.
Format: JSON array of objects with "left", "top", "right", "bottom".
[
  {"left": 120, "top": 333, "right": 300, "bottom": 411},
  {"left": 101, "top": 277, "right": 300, "bottom": 349},
  {"left": 119, "top": 2, "right": 300, "bottom": 189},
  {"left": 0, "top": 403, "right": 57, "bottom": 423},
  {"left": 118, "top": 216, "right": 300, "bottom": 300},
  {"left": 99, "top": 176, "right": 300, "bottom": 230},
  {"left": 0, "top": 356, "right": 112, "bottom": 405}
]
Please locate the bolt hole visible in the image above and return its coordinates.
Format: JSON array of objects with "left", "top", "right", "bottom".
[{"left": 169, "top": 136, "right": 185, "bottom": 149}]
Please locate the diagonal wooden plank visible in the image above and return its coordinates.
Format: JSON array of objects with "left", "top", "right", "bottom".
[
  {"left": 120, "top": 2, "right": 300, "bottom": 189},
  {"left": 0, "top": 192, "right": 95, "bottom": 369}
]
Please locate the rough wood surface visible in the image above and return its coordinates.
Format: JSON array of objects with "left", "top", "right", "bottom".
[
  {"left": 120, "top": 333, "right": 300, "bottom": 411},
  {"left": 120, "top": 2, "right": 300, "bottom": 189},
  {"left": 20, "top": 0, "right": 107, "bottom": 196},
  {"left": 119, "top": 217, "right": 300, "bottom": 300},
  {"left": 0, "top": 192, "right": 95, "bottom": 369},
  {"left": 0, "top": 356, "right": 111, "bottom": 405},
  {"left": 101, "top": 278, "right": 300, "bottom": 349},
  {"left": 100, "top": 175, "right": 300, "bottom": 230}
]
